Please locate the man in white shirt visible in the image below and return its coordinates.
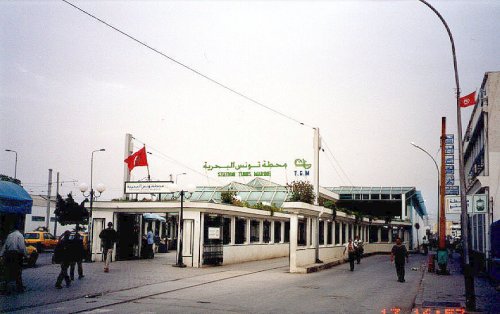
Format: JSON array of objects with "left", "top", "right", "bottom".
[
  {"left": 353, "top": 235, "right": 363, "bottom": 264},
  {"left": 343, "top": 239, "right": 356, "bottom": 271},
  {"left": 0, "top": 226, "right": 28, "bottom": 293}
]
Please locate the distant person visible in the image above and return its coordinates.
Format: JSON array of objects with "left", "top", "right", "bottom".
[
  {"left": 422, "top": 236, "right": 429, "bottom": 255},
  {"left": 0, "top": 224, "right": 27, "bottom": 293},
  {"left": 99, "top": 222, "right": 118, "bottom": 273},
  {"left": 343, "top": 239, "right": 356, "bottom": 271},
  {"left": 69, "top": 232, "right": 85, "bottom": 280},
  {"left": 391, "top": 237, "right": 409, "bottom": 282},
  {"left": 54, "top": 231, "right": 72, "bottom": 289},
  {"left": 354, "top": 235, "right": 363, "bottom": 264},
  {"left": 146, "top": 227, "right": 154, "bottom": 259}
]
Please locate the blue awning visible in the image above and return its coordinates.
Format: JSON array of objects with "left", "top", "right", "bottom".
[{"left": 0, "top": 181, "right": 32, "bottom": 214}]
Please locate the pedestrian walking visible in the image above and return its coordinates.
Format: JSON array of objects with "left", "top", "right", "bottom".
[
  {"left": 354, "top": 235, "right": 363, "bottom": 264},
  {"left": 99, "top": 222, "right": 118, "bottom": 273},
  {"left": 343, "top": 239, "right": 356, "bottom": 271},
  {"left": 422, "top": 236, "right": 429, "bottom": 255},
  {"left": 146, "top": 227, "right": 154, "bottom": 259},
  {"left": 0, "top": 224, "right": 27, "bottom": 293},
  {"left": 54, "top": 231, "right": 72, "bottom": 289},
  {"left": 69, "top": 231, "right": 85, "bottom": 280},
  {"left": 390, "top": 237, "right": 409, "bottom": 282}
]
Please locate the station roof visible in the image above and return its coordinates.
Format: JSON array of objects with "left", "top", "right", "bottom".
[{"left": 326, "top": 186, "right": 427, "bottom": 218}]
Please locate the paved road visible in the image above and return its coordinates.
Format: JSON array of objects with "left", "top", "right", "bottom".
[{"left": 5, "top": 253, "right": 427, "bottom": 314}]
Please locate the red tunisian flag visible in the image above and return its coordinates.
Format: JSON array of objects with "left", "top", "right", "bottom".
[
  {"left": 124, "top": 146, "right": 148, "bottom": 171},
  {"left": 459, "top": 91, "right": 476, "bottom": 108}
]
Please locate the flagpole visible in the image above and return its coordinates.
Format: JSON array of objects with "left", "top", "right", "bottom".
[
  {"left": 144, "top": 145, "right": 151, "bottom": 181},
  {"left": 418, "top": 0, "right": 475, "bottom": 310}
]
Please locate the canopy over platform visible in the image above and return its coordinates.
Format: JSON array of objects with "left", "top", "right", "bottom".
[{"left": 0, "top": 181, "right": 32, "bottom": 214}]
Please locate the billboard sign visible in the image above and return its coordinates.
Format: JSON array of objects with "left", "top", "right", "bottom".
[
  {"left": 445, "top": 194, "right": 488, "bottom": 214},
  {"left": 125, "top": 181, "right": 173, "bottom": 194}
]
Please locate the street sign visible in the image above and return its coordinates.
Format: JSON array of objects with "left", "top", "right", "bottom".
[
  {"left": 445, "top": 185, "right": 459, "bottom": 195},
  {"left": 445, "top": 165, "right": 454, "bottom": 174},
  {"left": 445, "top": 134, "right": 454, "bottom": 145},
  {"left": 445, "top": 194, "right": 488, "bottom": 214},
  {"left": 445, "top": 174, "right": 455, "bottom": 186}
]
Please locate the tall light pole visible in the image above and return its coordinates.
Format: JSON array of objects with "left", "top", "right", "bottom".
[
  {"left": 170, "top": 183, "right": 196, "bottom": 268},
  {"left": 5, "top": 149, "right": 18, "bottom": 179},
  {"left": 417, "top": 1, "right": 475, "bottom": 309},
  {"left": 411, "top": 142, "right": 440, "bottom": 232},
  {"left": 80, "top": 148, "right": 106, "bottom": 260}
]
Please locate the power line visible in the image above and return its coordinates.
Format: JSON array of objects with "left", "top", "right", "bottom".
[
  {"left": 132, "top": 137, "right": 226, "bottom": 185},
  {"left": 321, "top": 138, "right": 353, "bottom": 186},
  {"left": 62, "top": 0, "right": 312, "bottom": 129}
]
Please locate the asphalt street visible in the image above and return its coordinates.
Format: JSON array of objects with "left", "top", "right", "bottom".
[{"left": 6, "top": 253, "right": 427, "bottom": 314}]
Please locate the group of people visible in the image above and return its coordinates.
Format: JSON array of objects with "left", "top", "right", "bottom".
[
  {"left": 53, "top": 230, "right": 85, "bottom": 289},
  {"left": 343, "top": 235, "right": 409, "bottom": 283},
  {"left": 343, "top": 235, "right": 363, "bottom": 271}
]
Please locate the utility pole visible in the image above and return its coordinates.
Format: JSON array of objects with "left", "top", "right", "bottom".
[
  {"left": 53, "top": 172, "right": 59, "bottom": 236},
  {"left": 439, "top": 117, "right": 446, "bottom": 250},
  {"left": 313, "top": 127, "right": 322, "bottom": 263},
  {"left": 124, "top": 133, "right": 133, "bottom": 200},
  {"left": 46, "top": 169, "right": 52, "bottom": 231}
]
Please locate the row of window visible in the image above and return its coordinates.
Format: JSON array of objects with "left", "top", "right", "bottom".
[
  {"left": 215, "top": 216, "right": 406, "bottom": 246},
  {"left": 339, "top": 194, "right": 402, "bottom": 200}
]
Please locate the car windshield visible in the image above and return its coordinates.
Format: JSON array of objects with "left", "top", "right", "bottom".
[{"left": 24, "top": 233, "right": 40, "bottom": 239}]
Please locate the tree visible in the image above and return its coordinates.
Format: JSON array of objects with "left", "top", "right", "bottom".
[
  {"left": 287, "top": 181, "right": 315, "bottom": 205},
  {"left": 54, "top": 193, "right": 89, "bottom": 226}
]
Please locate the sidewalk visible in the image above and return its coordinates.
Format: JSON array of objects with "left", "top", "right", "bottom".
[{"left": 413, "top": 252, "right": 499, "bottom": 314}]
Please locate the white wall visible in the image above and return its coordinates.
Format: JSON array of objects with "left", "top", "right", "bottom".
[{"left": 223, "top": 243, "right": 289, "bottom": 265}]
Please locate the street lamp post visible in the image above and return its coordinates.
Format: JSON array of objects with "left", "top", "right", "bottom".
[
  {"left": 80, "top": 148, "right": 106, "bottom": 260},
  {"left": 5, "top": 149, "right": 18, "bottom": 179},
  {"left": 411, "top": 142, "right": 440, "bottom": 232},
  {"left": 417, "top": 1, "right": 476, "bottom": 309},
  {"left": 175, "top": 173, "right": 186, "bottom": 184},
  {"left": 169, "top": 183, "right": 196, "bottom": 268}
]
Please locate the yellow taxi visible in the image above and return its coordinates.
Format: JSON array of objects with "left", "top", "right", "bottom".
[{"left": 24, "top": 231, "right": 58, "bottom": 252}]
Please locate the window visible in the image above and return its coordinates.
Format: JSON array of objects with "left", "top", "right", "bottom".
[
  {"left": 263, "top": 220, "right": 271, "bottom": 243},
  {"left": 369, "top": 226, "right": 378, "bottom": 242},
  {"left": 381, "top": 194, "right": 390, "bottom": 200},
  {"left": 362, "top": 194, "right": 369, "bottom": 200},
  {"left": 298, "top": 219, "right": 307, "bottom": 246},
  {"left": 371, "top": 194, "right": 380, "bottom": 200},
  {"left": 335, "top": 222, "right": 340, "bottom": 244},
  {"left": 348, "top": 224, "right": 352, "bottom": 241},
  {"left": 235, "top": 218, "right": 246, "bottom": 244},
  {"left": 381, "top": 227, "right": 389, "bottom": 242},
  {"left": 250, "top": 220, "right": 260, "bottom": 243},
  {"left": 319, "top": 220, "right": 325, "bottom": 245},
  {"left": 31, "top": 216, "right": 45, "bottom": 222},
  {"left": 223, "top": 217, "right": 231, "bottom": 245},
  {"left": 284, "top": 221, "right": 290, "bottom": 243},
  {"left": 24, "top": 233, "right": 40, "bottom": 239},
  {"left": 327, "top": 221, "right": 333, "bottom": 245},
  {"left": 274, "top": 221, "right": 281, "bottom": 243}
]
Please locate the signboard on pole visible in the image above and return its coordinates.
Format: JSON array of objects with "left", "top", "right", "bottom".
[
  {"left": 445, "top": 134, "right": 454, "bottom": 145},
  {"left": 445, "top": 174, "right": 455, "bottom": 186},
  {"left": 445, "top": 194, "right": 488, "bottom": 214},
  {"left": 445, "top": 165, "right": 454, "bottom": 174},
  {"left": 445, "top": 185, "right": 459, "bottom": 195},
  {"left": 445, "top": 145, "right": 454, "bottom": 154}
]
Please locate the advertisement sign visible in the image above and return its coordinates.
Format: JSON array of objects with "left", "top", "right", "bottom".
[
  {"left": 445, "top": 134, "right": 454, "bottom": 145},
  {"left": 445, "top": 174, "right": 455, "bottom": 186},
  {"left": 203, "top": 158, "right": 312, "bottom": 178},
  {"left": 445, "top": 165, "right": 454, "bottom": 174},
  {"left": 445, "top": 157, "right": 454, "bottom": 165},
  {"left": 445, "top": 186, "right": 459, "bottom": 195},
  {"left": 445, "top": 145, "right": 454, "bottom": 155},
  {"left": 445, "top": 194, "right": 488, "bottom": 214},
  {"left": 208, "top": 227, "right": 221, "bottom": 240},
  {"left": 125, "top": 181, "right": 172, "bottom": 194}
]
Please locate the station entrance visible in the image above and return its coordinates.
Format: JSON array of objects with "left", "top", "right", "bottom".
[{"left": 116, "top": 213, "right": 141, "bottom": 260}]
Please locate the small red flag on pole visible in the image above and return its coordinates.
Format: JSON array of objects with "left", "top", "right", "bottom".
[
  {"left": 459, "top": 91, "right": 476, "bottom": 108},
  {"left": 124, "top": 146, "right": 148, "bottom": 171}
]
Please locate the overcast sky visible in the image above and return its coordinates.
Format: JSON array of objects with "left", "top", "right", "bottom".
[{"left": 1, "top": 1, "right": 499, "bottom": 224}]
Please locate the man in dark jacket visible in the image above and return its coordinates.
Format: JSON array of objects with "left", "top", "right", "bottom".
[
  {"left": 69, "top": 232, "right": 84, "bottom": 280},
  {"left": 99, "top": 222, "right": 117, "bottom": 273},
  {"left": 391, "top": 237, "right": 409, "bottom": 282},
  {"left": 54, "top": 231, "right": 72, "bottom": 289}
]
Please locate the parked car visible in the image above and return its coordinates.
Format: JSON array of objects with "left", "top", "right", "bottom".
[
  {"left": 23, "top": 245, "right": 39, "bottom": 267},
  {"left": 24, "top": 231, "right": 58, "bottom": 252}
]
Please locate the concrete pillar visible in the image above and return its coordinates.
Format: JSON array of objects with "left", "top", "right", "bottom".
[
  {"left": 289, "top": 214, "right": 299, "bottom": 273},
  {"left": 306, "top": 217, "right": 312, "bottom": 247},
  {"left": 270, "top": 221, "right": 275, "bottom": 244},
  {"left": 312, "top": 217, "right": 318, "bottom": 248},
  {"left": 401, "top": 195, "right": 406, "bottom": 220},
  {"left": 259, "top": 220, "right": 264, "bottom": 243},
  {"left": 323, "top": 220, "right": 328, "bottom": 245},
  {"left": 345, "top": 222, "right": 349, "bottom": 243},
  {"left": 332, "top": 221, "right": 336, "bottom": 244},
  {"left": 339, "top": 221, "right": 343, "bottom": 244},
  {"left": 377, "top": 227, "right": 382, "bottom": 243},
  {"left": 246, "top": 218, "right": 251, "bottom": 244},
  {"left": 230, "top": 217, "right": 236, "bottom": 245}
]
